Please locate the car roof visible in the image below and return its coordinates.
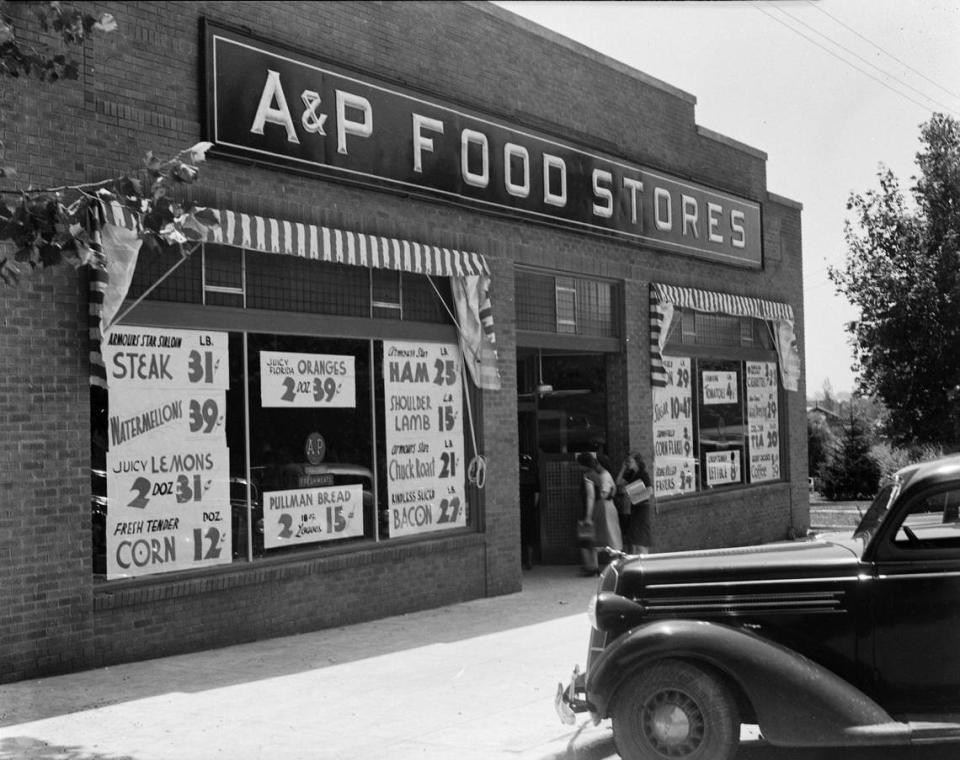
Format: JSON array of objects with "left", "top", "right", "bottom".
[{"left": 896, "top": 453, "right": 960, "bottom": 490}]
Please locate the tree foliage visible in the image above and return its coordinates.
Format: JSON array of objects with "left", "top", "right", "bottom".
[
  {"left": 0, "top": 0, "right": 115, "bottom": 82},
  {"left": 807, "top": 416, "right": 835, "bottom": 481},
  {"left": 0, "top": 2, "right": 215, "bottom": 285},
  {"left": 830, "top": 114, "right": 960, "bottom": 446},
  {"left": 0, "top": 143, "right": 217, "bottom": 285},
  {"left": 819, "top": 412, "right": 881, "bottom": 501}
]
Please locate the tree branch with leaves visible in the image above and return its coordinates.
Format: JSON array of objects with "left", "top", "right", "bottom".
[
  {"left": 829, "top": 114, "right": 960, "bottom": 446},
  {"left": 0, "top": 0, "right": 115, "bottom": 82},
  {"left": 1, "top": 2, "right": 217, "bottom": 285},
  {"left": 0, "top": 142, "right": 217, "bottom": 285}
]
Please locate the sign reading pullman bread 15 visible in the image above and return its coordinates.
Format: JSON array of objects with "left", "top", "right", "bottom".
[{"left": 202, "top": 21, "right": 762, "bottom": 268}]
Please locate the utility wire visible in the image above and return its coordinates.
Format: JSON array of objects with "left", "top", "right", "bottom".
[
  {"left": 753, "top": 3, "right": 959, "bottom": 120},
  {"left": 771, "top": 2, "right": 960, "bottom": 115},
  {"left": 805, "top": 0, "right": 960, "bottom": 103}
]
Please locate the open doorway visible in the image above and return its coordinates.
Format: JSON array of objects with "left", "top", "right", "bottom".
[{"left": 517, "top": 349, "right": 609, "bottom": 564}]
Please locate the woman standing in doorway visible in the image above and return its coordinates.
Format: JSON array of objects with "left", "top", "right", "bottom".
[{"left": 577, "top": 451, "right": 622, "bottom": 575}]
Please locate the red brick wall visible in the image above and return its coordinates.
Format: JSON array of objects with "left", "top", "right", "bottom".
[{"left": 0, "top": 0, "right": 806, "bottom": 682}]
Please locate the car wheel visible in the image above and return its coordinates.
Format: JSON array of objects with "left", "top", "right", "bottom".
[{"left": 611, "top": 658, "right": 740, "bottom": 760}]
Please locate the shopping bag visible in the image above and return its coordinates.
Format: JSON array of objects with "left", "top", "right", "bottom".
[{"left": 576, "top": 519, "right": 595, "bottom": 548}]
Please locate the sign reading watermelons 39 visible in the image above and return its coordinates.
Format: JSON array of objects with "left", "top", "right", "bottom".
[
  {"left": 102, "top": 326, "right": 231, "bottom": 579},
  {"left": 382, "top": 340, "right": 466, "bottom": 537}
]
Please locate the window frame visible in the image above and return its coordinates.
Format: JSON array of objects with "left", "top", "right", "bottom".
[{"left": 658, "top": 311, "right": 785, "bottom": 497}]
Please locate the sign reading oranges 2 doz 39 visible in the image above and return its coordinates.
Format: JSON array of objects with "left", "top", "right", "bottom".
[{"left": 203, "top": 21, "right": 762, "bottom": 268}]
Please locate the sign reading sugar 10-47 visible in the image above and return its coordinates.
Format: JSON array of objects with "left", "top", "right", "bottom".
[
  {"left": 102, "top": 326, "right": 232, "bottom": 580},
  {"left": 203, "top": 21, "right": 762, "bottom": 268}
]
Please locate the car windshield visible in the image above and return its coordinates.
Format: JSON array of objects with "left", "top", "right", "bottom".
[{"left": 853, "top": 483, "right": 899, "bottom": 543}]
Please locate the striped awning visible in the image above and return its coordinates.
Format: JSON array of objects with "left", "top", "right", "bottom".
[
  {"left": 651, "top": 282, "right": 794, "bottom": 323},
  {"left": 650, "top": 282, "right": 800, "bottom": 391},
  {"left": 101, "top": 203, "right": 490, "bottom": 278},
  {"left": 90, "top": 202, "right": 500, "bottom": 390}
]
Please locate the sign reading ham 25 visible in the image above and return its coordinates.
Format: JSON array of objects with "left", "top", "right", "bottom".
[{"left": 203, "top": 21, "right": 762, "bottom": 268}]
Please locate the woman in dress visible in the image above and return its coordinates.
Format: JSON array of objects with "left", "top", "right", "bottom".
[
  {"left": 576, "top": 451, "right": 623, "bottom": 575},
  {"left": 615, "top": 452, "right": 656, "bottom": 555}
]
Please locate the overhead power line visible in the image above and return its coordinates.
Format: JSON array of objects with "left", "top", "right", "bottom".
[
  {"left": 805, "top": 0, "right": 960, "bottom": 103},
  {"left": 771, "top": 2, "right": 960, "bottom": 115},
  {"left": 754, "top": 3, "right": 959, "bottom": 120}
]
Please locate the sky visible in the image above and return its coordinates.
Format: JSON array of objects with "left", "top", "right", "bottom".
[{"left": 495, "top": 0, "right": 960, "bottom": 397}]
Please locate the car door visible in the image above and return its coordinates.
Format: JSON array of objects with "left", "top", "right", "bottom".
[{"left": 870, "top": 485, "right": 960, "bottom": 712}]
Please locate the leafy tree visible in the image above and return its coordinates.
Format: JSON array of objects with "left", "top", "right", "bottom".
[
  {"left": 820, "top": 411, "right": 881, "bottom": 501},
  {"left": 0, "top": 2, "right": 214, "bottom": 285},
  {"left": 0, "top": 0, "right": 115, "bottom": 84},
  {"left": 829, "top": 113, "right": 960, "bottom": 446}
]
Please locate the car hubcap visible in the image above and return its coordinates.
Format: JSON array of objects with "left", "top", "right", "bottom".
[{"left": 641, "top": 689, "right": 704, "bottom": 757}]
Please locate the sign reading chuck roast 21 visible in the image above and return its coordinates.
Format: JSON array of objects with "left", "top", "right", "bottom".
[
  {"left": 203, "top": 22, "right": 762, "bottom": 268},
  {"left": 383, "top": 340, "right": 466, "bottom": 537},
  {"left": 103, "top": 326, "right": 231, "bottom": 579}
]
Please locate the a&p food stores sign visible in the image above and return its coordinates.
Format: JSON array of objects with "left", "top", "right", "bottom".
[{"left": 202, "top": 21, "right": 762, "bottom": 268}]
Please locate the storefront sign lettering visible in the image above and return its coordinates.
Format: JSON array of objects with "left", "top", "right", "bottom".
[
  {"left": 204, "top": 23, "right": 762, "bottom": 268},
  {"left": 383, "top": 340, "right": 466, "bottom": 536}
]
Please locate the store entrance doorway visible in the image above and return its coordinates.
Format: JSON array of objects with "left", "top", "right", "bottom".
[{"left": 516, "top": 349, "right": 608, "bottom": 564}]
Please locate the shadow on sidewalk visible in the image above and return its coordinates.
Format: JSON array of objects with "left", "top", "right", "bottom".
[{"left": 0, "top": 564, "right": 595, "bottom": 728}]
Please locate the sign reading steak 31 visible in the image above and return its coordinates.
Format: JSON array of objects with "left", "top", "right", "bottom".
[{"left": 203, "top": 22, "right": 762, "bottom": 268}]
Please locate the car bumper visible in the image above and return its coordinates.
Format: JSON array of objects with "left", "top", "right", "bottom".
[{"left": 554, "top": 665, "right": 597, "bottom": 725}]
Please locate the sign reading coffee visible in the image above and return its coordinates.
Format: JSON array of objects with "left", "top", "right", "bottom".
[{"left": 203, "top": 22, "right": 762, "bottom": 267}]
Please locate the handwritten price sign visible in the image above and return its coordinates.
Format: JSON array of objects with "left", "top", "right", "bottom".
[
  {"left": 259, "top": 351, "right": 356, "bottom": 408},
  {"left": 108, "top": 389, "right": 226, "bottom": 449},
  {"left": 103, "top": 327, "right": 229, "bottom": 389},
  {"left": 106, "top": 441, "right": 230, "bottom": 511},
  {"left": 383, "top": 340, "right": 466, "bottom": 537}
]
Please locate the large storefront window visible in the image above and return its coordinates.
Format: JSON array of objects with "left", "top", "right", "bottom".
[
  {"left": 652, "top": 354, "right": 782, "bottom": 496},
  {"left": 651, "top": 302, "right": 784, "bottom": 497},
  {"left": 93, "top": 326, "right": 476, "bottom": 580}
]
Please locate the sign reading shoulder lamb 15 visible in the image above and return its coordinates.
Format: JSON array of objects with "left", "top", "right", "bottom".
[
  {"left": 103, "top": 327, "right": 231, "bottom": 579},
  {"left": 203, "top": 22, "right": 762, "bottom": 268},
  {"left": 382, "top": 340, "right": 466, "bottom": 536},
  {"left": 746, "top": 361, "right": 781, "bottom": 482}
]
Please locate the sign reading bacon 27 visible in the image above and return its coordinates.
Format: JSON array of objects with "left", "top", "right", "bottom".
[{"left": 203, "top": 22, "right": 762, "bottom": 268}]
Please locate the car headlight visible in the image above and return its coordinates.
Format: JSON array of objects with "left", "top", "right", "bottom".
[
  {"left": 592, "top": 591, "right": 646, "bottom": 632},
  {"left": 587, "top": 594, "right": 598, "bottom": 629}
]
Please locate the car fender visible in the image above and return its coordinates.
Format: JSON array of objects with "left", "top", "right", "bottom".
[{"left": 587, "top": 619, "right": 909, "bottom": 747}]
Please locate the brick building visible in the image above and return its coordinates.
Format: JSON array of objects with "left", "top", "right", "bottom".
[{"left": 0, "top": 1, "right": 808, "bottom": 682}]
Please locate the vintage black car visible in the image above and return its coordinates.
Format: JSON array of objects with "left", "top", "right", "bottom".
[{"left": 557, "top": 454, "right": 960, "bottom": 760}]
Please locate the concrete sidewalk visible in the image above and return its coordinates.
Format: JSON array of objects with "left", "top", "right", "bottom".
[{"left": 0, "top": 565, "right": 615, "bottom": 760}]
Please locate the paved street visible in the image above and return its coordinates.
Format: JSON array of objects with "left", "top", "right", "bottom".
[{"left": 1, "top": 564, "right": 957, "bottom": 760}]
